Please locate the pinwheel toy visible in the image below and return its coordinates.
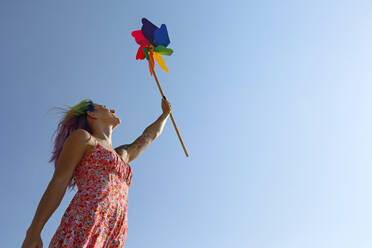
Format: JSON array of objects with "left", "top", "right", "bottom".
[
  {"left": 131, "top": 18, "right": 189, "bottom": 157},
  {"left": 132, "top": 18, "right": 173, "bottom": 75}
]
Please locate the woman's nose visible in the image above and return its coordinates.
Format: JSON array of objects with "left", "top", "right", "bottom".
[{"left": 110, "top": 109, "right": 115, "bottom": 113}]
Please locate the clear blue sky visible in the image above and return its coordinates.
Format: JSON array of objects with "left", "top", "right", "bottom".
[{"left": 1, "top": 1, "right": 372, "bottom": 247}]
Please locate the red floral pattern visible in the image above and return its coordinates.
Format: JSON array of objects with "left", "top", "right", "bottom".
[{"left": 49, "top": 140, "right": 133, "bottom": 248}]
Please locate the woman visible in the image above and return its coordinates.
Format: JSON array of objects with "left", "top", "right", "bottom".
[{"left": 22, "top": 97, "right": 172, "bottom": 248}]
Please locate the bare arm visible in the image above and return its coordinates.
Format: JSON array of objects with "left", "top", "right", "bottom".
[
  {"left": 25, "top": 129, "right": 91, "bottom": 236},
  {"left": 116, "top": 112, "right": 170, "bottom": 163},
  {"left": 26, "top": 175, "right": 69, "bottom": 236}
]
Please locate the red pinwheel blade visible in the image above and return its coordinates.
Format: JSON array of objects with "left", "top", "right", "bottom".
[
  {"left": 136, "top": 45, "right": 146, "bottom": 60},
  {"left": 131, "top": 30, "right": 150, "bottom": 46}
]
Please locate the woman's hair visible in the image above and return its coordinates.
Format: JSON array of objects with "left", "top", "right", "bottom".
[{"left": 49, "top": 99, "right": 96, "bottom": 191}]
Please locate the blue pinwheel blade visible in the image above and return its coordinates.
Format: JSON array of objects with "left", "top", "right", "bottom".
[
  {"left": 141, "top": 18, "right": 158, "bottom": 45},
  {"left": 154, "top": 24, "right": 170, "bottom": 47}
]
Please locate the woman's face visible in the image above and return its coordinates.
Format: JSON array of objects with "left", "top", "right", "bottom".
[{"left": 88, "top": 103, "right": 121, "bottom": 129}]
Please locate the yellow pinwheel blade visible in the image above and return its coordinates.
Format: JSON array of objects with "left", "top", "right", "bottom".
[{"left": 153, "top": 52, "right": 169, "bottom": 72}]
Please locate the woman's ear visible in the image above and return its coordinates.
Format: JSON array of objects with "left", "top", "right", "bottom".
[{"left": 86, "top": 110, "right": 97, "bottom": 120}]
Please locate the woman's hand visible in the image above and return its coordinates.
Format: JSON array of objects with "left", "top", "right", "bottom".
[
  {"left": 21, "top": 231, "right": 43, "bottom": 248},
  {"left": 161, "top": 96, "right": 172, "bottom": 115}
]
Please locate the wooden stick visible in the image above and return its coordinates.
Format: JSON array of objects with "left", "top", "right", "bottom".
[{"left": 147, "top": 59, "right": 189, "bottom": 157}]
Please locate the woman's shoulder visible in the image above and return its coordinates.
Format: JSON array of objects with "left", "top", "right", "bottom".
[
  {"left": 67, "top": 129, "right": 97, "bottom": 160},
  {"left": 67, "top": 129, "right": 96, "bottom": 147}
]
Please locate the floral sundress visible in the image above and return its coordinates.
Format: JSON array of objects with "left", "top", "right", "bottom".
[{"left": 48, "top": 138, "right": 133, "bottom": 247}]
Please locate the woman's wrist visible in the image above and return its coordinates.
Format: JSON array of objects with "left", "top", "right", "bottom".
[
  {"left": 26, "top": 224, "right": 42, "bottom": 236},
  {"left": 161, "top": 111, "right": 170, "bottom": 117}
]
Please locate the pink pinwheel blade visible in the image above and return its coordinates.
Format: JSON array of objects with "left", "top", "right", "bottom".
[{"left": 131, "top": 30, "right": 150, "bottom": 46}]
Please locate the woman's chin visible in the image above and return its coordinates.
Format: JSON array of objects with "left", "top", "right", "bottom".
[{"left": 113, "top": 117, "right": 121, "bottom": 127}]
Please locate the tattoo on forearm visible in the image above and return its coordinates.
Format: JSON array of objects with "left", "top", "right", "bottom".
[{"left": 136, "top": 132, "right": 153, "bottom": 150}]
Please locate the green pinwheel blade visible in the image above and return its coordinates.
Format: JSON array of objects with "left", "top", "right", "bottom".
[{"left": 154, "top": 46, "right": 173, "bottom": 56}]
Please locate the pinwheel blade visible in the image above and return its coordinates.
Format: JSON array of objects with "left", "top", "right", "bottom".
[
  {"left": 141, "top": 18, "right": 158, "bottom": 45},
  {"left": 154, "top": 24, "right": 170, "bottom": 47},
  {"left": 136, "top": 45, "right": 146, "bottom": 60},
  {"left": 154, "top": 46, "right": 173, "bottom": 56},
  {"left": 131, "top": 30, "right": 150, "bottom": 46},
  {"left": 153, "top": 52, "right": 169, "bottom": 72}
]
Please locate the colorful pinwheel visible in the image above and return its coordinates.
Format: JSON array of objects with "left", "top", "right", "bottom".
[
  {"left": 131, "top": 18, "right": 189, "bottom": 158},
  {"left": 131, "top": 18, "right": 173, "bottom": 75}
]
